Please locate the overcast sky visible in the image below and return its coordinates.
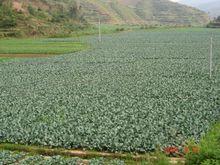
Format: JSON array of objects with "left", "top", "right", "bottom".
[{"left": 170, "top": 0, "right": 220, "bottom": 18}]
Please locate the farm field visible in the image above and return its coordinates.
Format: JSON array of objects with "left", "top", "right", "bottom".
[
  {"left": 0, "top": 150, "right": 124, "bottom": 165},
  {"left": 0, "top": 39, "right": 86, "bottom": 57},
  {"left": 0, "top": 28, "right": 220, "bottom": 154}
]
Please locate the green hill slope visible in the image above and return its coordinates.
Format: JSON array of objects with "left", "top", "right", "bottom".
[
  {"left": 79, "top": 0, "right": 209, "bottom": 25},
  {"left": 0, "top": 0, "right": 209, "bottom": 37},
  {"left": 84, "top": 0, "right": 209, "bottom": 24}
]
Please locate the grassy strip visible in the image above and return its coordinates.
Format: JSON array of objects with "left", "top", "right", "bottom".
[
  {"left": 0, "top": 143, "right": 184, "bottom": 164},
  {"left": 0, "top": 143, "right": 151, "bottom": 160},
  {"left": 0, "top": 25, "right": 133, "bottom": 56},
  {"left": 0, "top": 58, "right": 4, "bottom": 61},
  {"left": 0, "top": 57, "right": 10, "bottom": 62},
  {"left": 0, "top": 39, "right": 86, "bottom": 55}
]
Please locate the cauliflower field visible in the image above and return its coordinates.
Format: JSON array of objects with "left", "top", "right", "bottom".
[
  {"left": 0, "top": 28, "right": 220, "bottom": 152},
  {"left": 0, "top": 150, "right": 124, "bottom": 165}
]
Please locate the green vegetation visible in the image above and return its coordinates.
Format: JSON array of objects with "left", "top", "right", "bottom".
[
  {"left": 0, "top": 148, "right": 177, "bottom": 164},
  {"left": 0, "top": 39, "right": 86, "bottom": 55},
  {"left": 0, "top": 0, "right": 84, "bottom": 38},
  {"left": 0, "top": 1, "right": 17, "bottom": 29},
  {"left": 0, "top": 1, "right": 20, "bottom": 37},
  {"left": 0, "top": 58, "right": 6, "bottom": 61},
  {"left": 0, "top": 144, "right": 179, "bottom": 164},
  {"left": 48, "top": 24, "right": 134, "bottom": 38},
  {"left": 0, "top": 2, "right": 217, "bottom": 165},
  {"left": 186, "top": 123, "right": 220, "bottom": 165},
  {"left": 0, "top": 143, "right": 160, "bottom": 161},
  {"left": 0, "top": 150, "right": 125, "bottom": 164},
  {"left": 0, "top": 28, "right": 219, "bottom": 153},
  {"left": 0, "top": 0, "right": 209, "bottom": 38},
  {"left": 207, "top": 16, "right": 220, "bottom": 28}
]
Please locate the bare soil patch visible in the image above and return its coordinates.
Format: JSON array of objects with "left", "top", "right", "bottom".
[{"left": 12, "top": 1, "right": 25, "bottom": 13}]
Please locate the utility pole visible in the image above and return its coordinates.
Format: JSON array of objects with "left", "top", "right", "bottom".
[
  {"left": 98, "top": 16, "right": 101, "bottom": 42},
  {"left": 209, "top": 37, "right": 213, "bottom": 78}
]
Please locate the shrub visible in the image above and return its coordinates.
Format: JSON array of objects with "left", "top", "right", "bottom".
[
  {"left": 0, "top": 5, "right": 17, "bottom": 28},
  {"left": 28, "top": 5, "right": 36, "bottom": 16},
  {"left": 0, "top": 17, "right": 17, "bottom": 28},
  {"left": 201, "top": 159, "right": 220, "bottom": 165},
  {"left": 186, "top": 123, "right": 220, "bottom": 165},
  {"left": 116, "top": 28, "right": 125, "bottom": 32},
  {"left": 51, "top": 13, "right": 67, "bottom": 23}
]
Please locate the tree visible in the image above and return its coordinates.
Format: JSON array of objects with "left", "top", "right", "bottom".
[
  {"left": 216, "top": 16, "right": 220, "bottom": 22},
  {"left": 0, "top": 0, "right": 16, "bottom": 28},
  {"left": 69, "top": 0, "right": 81, "bottom": 19},
  {"left": 0, "top": 0, "right": 12, "bottom": 7}
]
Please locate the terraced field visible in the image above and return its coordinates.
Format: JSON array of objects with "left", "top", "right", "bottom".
[{"left": 0, "top": 28, "right": 219, "bottom": 153}]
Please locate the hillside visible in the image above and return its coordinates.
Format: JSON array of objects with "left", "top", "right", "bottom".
[
  {"left": 0, "top": 0, "right": 209, "bottom": 37},
  {"left": 79, "top": 0, "right": 209, "bottom": 25}
]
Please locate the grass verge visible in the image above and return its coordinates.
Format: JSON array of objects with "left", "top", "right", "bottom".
[
  {"left": 0, "top": 57, "right": 10, "bottom": 62},
  {"left": 0, "top": 39, "right": 86, "bottom": 56}
]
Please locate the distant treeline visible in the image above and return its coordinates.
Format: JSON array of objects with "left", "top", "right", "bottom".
[{"left": 207, "top": 16, "right": 220, "bottom": 28}]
